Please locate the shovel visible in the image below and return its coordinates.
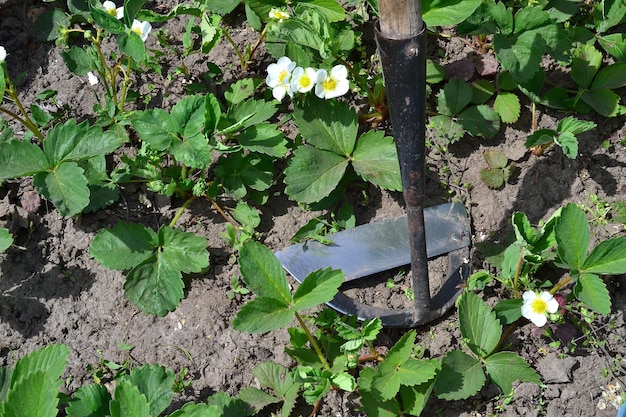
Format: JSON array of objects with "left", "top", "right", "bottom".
[{"left": 276, "top": 0, "right": 471, "bottom": 327}]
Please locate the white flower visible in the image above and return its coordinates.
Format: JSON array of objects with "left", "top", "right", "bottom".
[
  {"left": 314, "top": 65, "right": 350, "bottom": 99},
  {"left": 0, "top": 46, "right": 6, "bottom": 63},
  {"left": 521, "top": 291, "right": 559, "bottom": 327},
  {"left": 103, "top": 1, "right": 124, "bottom": 19},
  {"left": 130, "top": 19, "right": 152, "bottom": 42},
  {"left": 268, "top": 8, "right": 290, "bottom": 22},
  {"left": 290, "top": 67, "right": 317, "bottom": 94},
  {"left": 265, "top": 56, "right": 296, "bottom": 101},
  {"left": 87, "top": 71, "right": 99, "bottom": 85}
]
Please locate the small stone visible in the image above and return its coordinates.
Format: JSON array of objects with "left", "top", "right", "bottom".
[
  {"left": 514, "top": 382, "right": 541, "bottom": 401},
  {"left": 537, "top": 353, "right": 578, "bottom": 383},
  {"left": 20, "top": 189, "right": 41, "bottom": 213}
]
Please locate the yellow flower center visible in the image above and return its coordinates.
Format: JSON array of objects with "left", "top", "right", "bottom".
[
  {"left": 132, "top": 27, "right": 143, "bottom": 37},
  {"left": 278, "top": 70, "right": 289, "bottom": 85},
  {"left": 322, "top": 77, "right": 338, "bottom": 92},
  {"left": 531, "top": 298, "right": 548, "bottom": 314},
  {"left": 299, "top": 75, "right": 311, "bottom": 88},
  {"left": 107, "top": 8, "right": 117, "bottom": 16}
]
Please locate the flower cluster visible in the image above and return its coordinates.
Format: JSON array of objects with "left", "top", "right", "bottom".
[
  {"left": 103, "top": 1, "right": 152, "bottom": 42},
  {"left": 521, "top": 290, "right": 559, "bottom": 327},
  {"left": 265, "top": 57, "right": 350, "bottom": 101}
]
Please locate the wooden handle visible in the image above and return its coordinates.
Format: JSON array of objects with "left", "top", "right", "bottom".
[{"left": 378, "top": 0, "right": 423, "bottom": 39}]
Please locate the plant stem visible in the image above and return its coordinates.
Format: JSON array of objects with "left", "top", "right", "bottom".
[
  {"left": 245, "top": 27, "right": 268, "bottom": 69},
  {"left": 169, "top": 195, "right": 198, "bottom": 227},
  {"left": 295, "top": 311, "right": 331, "bottom": 371},
  {"left": 513, "top": 249, "right": 525, "bottom": 297},
  {"left": 0, "top": 106, "right": 43, "bottom": 139},
  {"left": 209, "top": 198, "right": 239, "bottom": 228},
  {"left": 3, "top": 88, "right": 45, "bottom": 141},
  {"left": 221, "top": 26, "right": 247, "bottom": 71},
  {"left": 550, "top": 275, "right": 572, "bottom": 294}
]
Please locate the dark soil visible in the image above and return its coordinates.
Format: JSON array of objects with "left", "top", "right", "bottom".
[{"left": 1, "top": 1, "right": 626, "bottom": 416}]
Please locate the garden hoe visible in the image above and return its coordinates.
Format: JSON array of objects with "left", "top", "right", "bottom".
[{"left": 275, "top": 0, "right": 471, "bottom": 327}]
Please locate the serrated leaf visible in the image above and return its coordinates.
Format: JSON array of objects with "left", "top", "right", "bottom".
[
  {"left": 254, "top": 362, "right": 296, "bottom": 396},
  {"left": 555, "top": 203, "right": 589, "bottom": 271},
  {"left": 422, "top": 0, "right": 482, "bottom": 27},
  {"left": 300, "top": 0, "right": 345, "bottom": 22},
  {"left": 458, "top": 105, "right": 500, "bottom": 138},
  {"left": 4, "top": 371, "right": 60, "bottom": 417},
  {"left": 13, "top": 344, "right": 69, "bottom": 386},
  {"left": 171, "top": 95, "right": 206, "bottom": 139},
  {"left": 471, "top": 80, "right": 496, "bottom": 104},
  {"left": 358, "top": 368, "right": 402, "bottom": 417},
  {"left": 429, "top": 115, "right": 465, "bottom": 143},
  {"left": 239, "top": 241, "right": 291, "bottom": 304},
  {"left": 117, "top": 32, "right": 146, "bottom": 62},
  {"left": 571, "top": 44, "right": 603, "bottom": 88},
  {"left": 434, "top": 350, "right": 485, "bottom": 401},
  {"left": 439, "top": 78, "right": 473, "bottom": 115},
  {"left": 292, "top": 267, "right": 343, "bottom": 310},
  {"left": 284, "top": 146, "right": 349, "bottom": 203},
  {"left": 128, "top": 364, "right": 175, "bottom": 416},
  {"left": 458, "top": 292, "right": 501, "bottom": 357},
  {"left": 479, "top": 167, "right": 506, "bottom": 189},
  {"left": 573, "top": 273, "right": 611, "bottom": 314},
  {"left": 593, "top": 0, "right": 626, "bottom": 33},
  {"left": 232, "top": 297, "right": 295, "bottom": 333},
  {"left": 494, "top": 30, "right": 545, "bottom": 82},
  {"left": 169, "top": 134, "right": 213, "bottom": 169},
  {"left": 512, "top": 211, "right": 537, "bottom": 245},
  {"left": 124, "top": 254, "right": 185, "bottom": 316},
  {"left": 236, "top": 387, "right": 280, "bottom": 415},
  {"left": 484, "top": 150, "right": 508, "bottom": 169},
  {"left": 494, "top": 92, "right": 520, "bottom": 123},
  {"left": 352, "top": 131, "right": 401, "bottom": 191},
  {"left": 215, "top": 153, "right": 273, "bottom": 199},
  {"left": 226, "top": 99, "right": 277, "bottom": 132},
  {"left": 592, "top": 63, "right": 626, "bottom": 89},
  {"left": 484, "top": 351, "right": 541, "bottom": 394},
  {"left": 237, "top": 123, "right": 288, "bottom": 157},
  {"left": 557, "top": 116, "right": 596, "bottom": 135},
  {"left": 0, "top": 140, "right": 49, "bottom": 180},
  {"left": 400, "top": 379, "right": 436, "bottom": 417},
  {"left": 582, "top": 237, "right": 626, "bottom": 274},
  {"left": 110, "top": 380, "right": 150, "bottom": 417},
  {"left": 581, "top": 88, "right": 620, "bottom": 117},
  {"left": 293, "top": 98, "right": 357, "bottom": 155},
  {"left": 33, "top": 162, "right": 90, "bottom": 216},
  {"left": 66, "top": 384, "right": 111, "bottom": 417},
  {"left": 555, "top": 131, "right": 578, "bottom": 159},
  {"left": 90, "top": 2, "right": 126, "bottom": 34},
  {"left": 90, "top": 222, "right": 158, "bottom": 270},
  {"left": 525, "top": 129, "right": 556, "bottom": 148},
  {"left": 166, "top": 402, "right": 220, "bottom": 417},
  {"left": 122, "top": 0, "right": 148, "bottom": 28},
  {"left": 131, "top": 109, "right": 177, "bottom": 151}
]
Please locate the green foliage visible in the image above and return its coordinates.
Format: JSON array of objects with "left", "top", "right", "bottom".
[
  {"left": 90, "top": 222, "right": 209, "bottom": 316},
  {"left": 479, "top": 150, "right": 514, "bottom": 189},
  {"left": 285, "top": 98, "right": 401, "bottom": 204},
  {"left": 0, "top": 227, "right": 13, "bottom": 253}
]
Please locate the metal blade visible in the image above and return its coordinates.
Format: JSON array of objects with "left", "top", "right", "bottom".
[{"left": 275, "top": 202, "right": 470, "bottom": 283}]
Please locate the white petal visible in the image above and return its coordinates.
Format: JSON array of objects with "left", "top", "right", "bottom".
[
  {"left": 330, "top": 64, "right": 348, "bottom": 80},
  {"left": 530, "top": 313, "right": 547, "bottom": 327},
  {"left": 315, "top": 69, "right": 328, "bottom": 83},
  {"left": 314, "top": 83, "right": 326, "bottom": 99},
  {"left": 522, "top": 291, "right": 536, "bottom": 302},
  {"left": 0, "top": 46, "right": 6, "bottom": 63},
  {"left": 546, "top": 297, "right": 559, "bottom": 313},
  {"left": 272, "top": 85, "right": 287, "bottom": 101},
  {"left": 87, "top": 71, "right": 98, "bottom": 85},
  {"left": 116, "top": 6, "right": 124, "bottom": 19}
]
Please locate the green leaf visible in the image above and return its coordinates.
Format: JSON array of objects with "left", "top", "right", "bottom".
[
  {"left": 557, "top": 116, "right": 596, "bottom": 135},
  {"left": 110, "top": 380, "right": 150, "bottom": 417},
  {"left": 13, "top": 344, "right": 69, "bottom": 385},
  {"left": 171, "top": 95, "right": 206, "bottom": 139},
  {"left": 66, "top": 384, "right": 111, "bottom": 417},
  {"left": 90, "top": 222, "right": 158, "bottom": 271},
  {"left": 293, "top": 267, "right": 343, "bottom": 310},
  {"left": 3, "top": 371, "right": 60, "bottom": 417},
  {"left": 512, "top": 211, "right": 536, "bottom": 245},
  {"left": 232, "top": 297, "right": 295, "bottom": 333},
  {"left": 214, "top": 153, "right": 273, "bottom": 199},
  {"left": 166, "top": 402, "right": 220, "bottom": 417},
  {"left": 352, "top": 131, "right": 401, "bottom": 191},
  {"left": 598, "top": 33, "right": 626, "bottom": 62},
  {"left": 525, "top": 129, "right": 556, "bottom": 148},
  {"left": 159, "top": 226, "right": 209, "bottom": 274},
  {"left": 128, "top": 364, "right": 175, "bottom": 416},
  {"left": 582, "top": 237, "right": 626, "bottom": 274},
  {"left": 0, "top": 66, "right": 5, "bottom": 103},
  {"left": 0, "top": 227, "right": 13, "bottom": 253},
  {"left": 555, "top": 131, "right": 578, "bottom": 159},
  {"left": 458, "top": 105, "right": 500, "bottom": 138},
  {"left": 555, "top": 203, "right": 589, "bottom": 271},
  {"left": 358, "top": 368, "right": 402, "bottom": 417},
  {"left": 494, "top": 31, "right": 545, "bottom": 82},
  {"left": 169, "top": 134, "right": 212, "bottom": 169},
  {"left": 484, "top": 150, "right": 509, "bottom": 169},
  {"left": 592, "top": 63, "right": 626, "bottom": 89},
  {"left": 293, "top": 98, "right": 357, "bottom": 155},
  {"left": 131, "top": 109, "right": 177, "bottom": 151},
  {"left": 581, "top": 88, "right": 620, "bottom": 117},
  {"left": 0, "top": 140, "right": 49, "bottom": 180},
  {"left": 438, "top": 78, "right": 473, "bottom": 116},
  {"left": 422, "top": 0, "right": 482, "bottom": 27},
  {"left": 299, "top": 0, "right": 346, "bottom": 22},
  {"left": 123, "top": 0, "right": 148, "bottom": 28},
  {"left": 61, "top": 46, "right": 96, "bottom": 76},
  {"left": 400, "top": 380, "right": 436, "bottom": 417},
  {"left": 573, "top": 273, "right": 611, "bottom": 315},
  {"left": 458, "top": 292, "right": 501, "bottom": 358},
  {"left": 434, "top": 350, "right": 485, "bottom": 401},
  {"left": 428, "top": 115, "right": 465, "bottom": 143},
  {"left": 239, "top": 241, "right": 291, "bottom": 305},
  {"left": 571, "top": 44, "right": 603, "bottom": 89},
  {"left": 237, "top": 123, "right": 288, "bottom": 157},
  {"left": 593, "top": 0, "right": 626, "bottom": 33},
  {"left": 90, "top": 3, "right": 126, "bottom": 34},
  {"left": 225, "top": 99, "right": 277, "bottom": 132},
  {"left": 236, "top": 387, "right": 281, "bottom": 415},
  {"left": 284, "top": 146, "right": 349, "bottom": 204},
  {"left": 124, "top": 254, "right": 185, "bottom": 316},
  {"left": 493, "top": 299, "right": 523, "bottom": 325},
  {"left": 117, "top": 32, "right": 146, "bottom": 62},
  {"left": 494, "top": 92, "right": 520, "bottom": 123},
  {"left": 484, "top": 351, "right": 541, "bottom": 395},
  {"left": 33, "top": 162, "right": 90, "bottom": 216}
]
